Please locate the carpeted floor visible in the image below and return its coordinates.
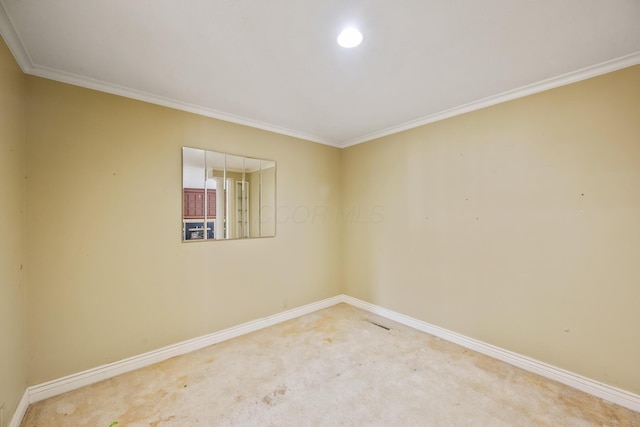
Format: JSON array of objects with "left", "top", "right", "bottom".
[{"left": 21, "top": 303, "right": 640, "bottom": 426}]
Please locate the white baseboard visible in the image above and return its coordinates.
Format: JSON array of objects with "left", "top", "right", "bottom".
[
  {"left": 27, "top": 295, "right": 343, "bottom": 404},
  {"left": 341, "top": 295, "right": 640, "bottom": 413},
  {"left": 11, "top": 293, "right": 639, "bottom": 427},
  {"left": 8, "top": 390, "right": 29, "bottom": 427}
]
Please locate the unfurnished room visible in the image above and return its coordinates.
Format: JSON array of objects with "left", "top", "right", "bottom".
[{"left": 1, "top": 1, "right": 640, "bottom": 426}]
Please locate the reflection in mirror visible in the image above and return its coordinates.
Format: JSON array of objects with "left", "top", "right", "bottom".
[
  {"left": 206, "top": 150, "right": 225, "bottom": 240},
  {"left": 260, "top": 160, "right": 276, "bottom": 237},
  {"left": 182, "top": 147, "right": 208, "bottom": 240},
  {"left": 242, "top": 157, "right": 261, "bottom": 238},
  {"left": 182, "top": 147, "right": 276, "bottom": 241},
  {"left": 225, "top": 154, "right": 245, "bottom": 239}
]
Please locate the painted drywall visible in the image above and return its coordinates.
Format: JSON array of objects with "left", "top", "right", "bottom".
[
  {"left": 25, "top": 76, "right": 342, "bottom": 384},
  {"left": 0, "top": 36, "right": 27, "bottom": 421},
  {"left": 342, "top": 65, "right": 640, "bottom": 394}
]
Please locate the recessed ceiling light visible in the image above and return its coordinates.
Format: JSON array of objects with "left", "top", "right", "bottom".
[{"left": 337, "top": 27, "right": 363, "bottom": 48}]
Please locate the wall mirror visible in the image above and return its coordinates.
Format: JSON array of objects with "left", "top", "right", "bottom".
[{"left": 182, "top": 147, "right": 276, "bottom": 241}]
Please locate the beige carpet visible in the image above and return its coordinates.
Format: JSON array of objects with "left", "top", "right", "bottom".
[{"left": 22, "top": 304, "right": 639, "bottom": 426}]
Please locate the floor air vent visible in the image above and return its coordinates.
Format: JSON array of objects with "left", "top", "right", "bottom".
[{"left": 368, "top": 320, "right": 391, "bottom": 330}]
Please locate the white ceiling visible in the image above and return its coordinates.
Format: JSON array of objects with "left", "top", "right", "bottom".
[{"left": 1, "top": 1, "right": 639, "bottom": 147}]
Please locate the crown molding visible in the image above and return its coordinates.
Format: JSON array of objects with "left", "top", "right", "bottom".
[
  {"left": 0, "top": 0, "right": 34, "bottom": 72},
  {"left": 339, "top": 51, "right": 640, "bottom": 148},
  {"left": 2, "top": 1, "right": 639, "bottom": 150},
  {"left": 0, "top": 2, "right": 336, "bottom": 146},
  {"left": 35, "top": 50, "right": 640, "bottom": 150},
  {"left": 25, "top": 64, "right": 340, "bottom": 147}
]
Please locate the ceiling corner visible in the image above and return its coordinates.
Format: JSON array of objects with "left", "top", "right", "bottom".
[
  {"left": 0, "top": 0, "right": 34, "bottom": 73},
  {"left": 340, "top": 51, "right": 640, "bottom": 149}
]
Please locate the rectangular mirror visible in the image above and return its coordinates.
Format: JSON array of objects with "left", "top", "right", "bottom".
[{"left": 182, "top": 147, "right": 276, "bottom": 241}]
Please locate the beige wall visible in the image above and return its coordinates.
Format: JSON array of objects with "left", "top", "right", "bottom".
[
  {"left": 25, "top": 76, "right": 342, "bottom": 384},
  {"left": 0, "top": 37, "right": 27, "bottom": 419},
  {"left": 342, "top": 65, "right": 640, "bottom": 394}
]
